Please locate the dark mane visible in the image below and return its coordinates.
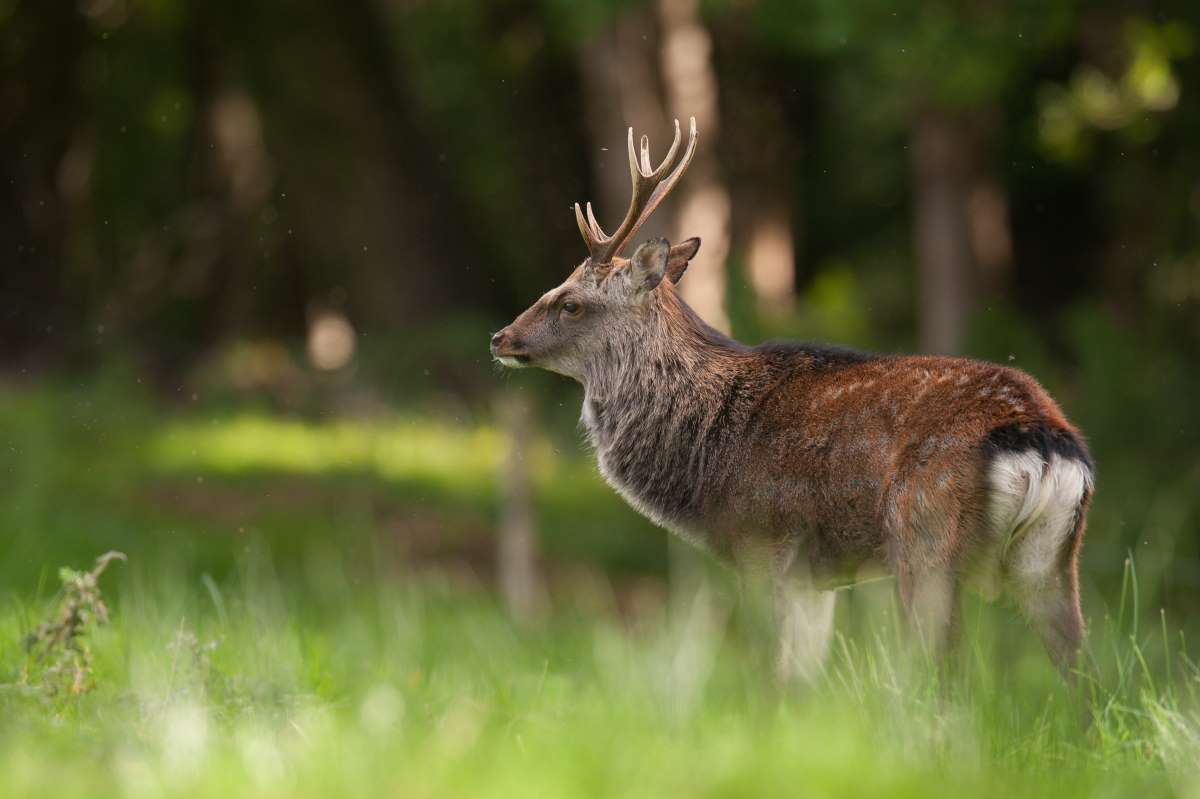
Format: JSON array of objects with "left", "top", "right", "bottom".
[{"left": 754, "top": 340, "right": 883, "bottom": 370}]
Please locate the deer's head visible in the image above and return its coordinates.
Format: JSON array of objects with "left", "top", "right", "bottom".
[{"left": 490, "top": 119, "right": 701, "bottom": 380}]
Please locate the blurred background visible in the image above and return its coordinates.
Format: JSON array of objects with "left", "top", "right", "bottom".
[{"left": 2, "top": 0, "right": 1199, "bottom": 622}]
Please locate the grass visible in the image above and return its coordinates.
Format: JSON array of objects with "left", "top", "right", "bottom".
[
  {"left": 1, "top": 562, "right": 1197, "bottom": 798},
  {"left": 1, "top": 380, "right": 1199, "bottom": 797}
]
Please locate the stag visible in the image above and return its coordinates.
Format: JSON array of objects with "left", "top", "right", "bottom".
[{"left": 490, "top": 119, "right": 1094, "bottom": 681}]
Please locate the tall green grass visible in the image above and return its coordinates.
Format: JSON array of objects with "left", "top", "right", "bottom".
[{"left": 1, "top": 553, "right": 1197, "bottom": 798}]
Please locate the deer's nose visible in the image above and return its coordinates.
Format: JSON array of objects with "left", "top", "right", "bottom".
[{"left": 490, "top": 330, "right": 507, "bottom": 350}]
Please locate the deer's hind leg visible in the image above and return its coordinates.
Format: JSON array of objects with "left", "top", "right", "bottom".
[
  {"left": 895, "top": 561, "right": 962, "bottom": 659},
  {"left": 1004, "top": 495, "right": 1090, "bottom": 677},
  {"left": 993, "top": 453, "right": 1093, "bottom": 679},
  {"left": 1011, "top": 555, "right": 1084, "bottom": 679},
  {"left": 887, "top": 486, "right": 973, "bottom": 660}
]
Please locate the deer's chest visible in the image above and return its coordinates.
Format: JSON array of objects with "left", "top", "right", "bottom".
[{"left": 581, "top": 397, "right": 712, "bottom": 548}]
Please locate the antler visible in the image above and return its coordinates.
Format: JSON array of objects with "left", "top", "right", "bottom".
[{"left": 575, "top": 117, "right": 698, "bottom": 264}]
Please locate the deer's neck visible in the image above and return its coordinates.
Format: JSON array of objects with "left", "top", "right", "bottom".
[{"left": 580, "top": 297, "right": 748, "bottom": 540}]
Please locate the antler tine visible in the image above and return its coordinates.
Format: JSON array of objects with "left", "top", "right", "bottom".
[
  {"left": 575, "top": 117, "right": 699, "bottom": 264},
  {"left": 648, "top": 118, "right": 683, "bottom": 180},
  {"left": 625, "top": 126, "right": 641, "bottom": 184},
  {"left": 585, "top": 202, "right": 606, "bottom": 238},
  {"left": 575, "top": 202, "right": 597, "bottom": 250},
  {"left": 575, "top": 201, "right": 604, "bottom": 242}
]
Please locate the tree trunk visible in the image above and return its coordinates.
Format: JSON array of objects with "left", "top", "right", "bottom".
[
  {"left": 911, "top": 109, "right": 975, "bottom": 355},
  {"left": 655, "top": 0, "right": 732, "bottom": 683},
  {"left": 496, "top": 389, "right": 546, "bottom": 624},
  {"left": 968, "top": 175, "right": 1013, "bottom": 296},
  {"left": 659, "top": 0, "right": 731, "bottom": 333},
  {"left": 745, "top": 195, "right": 796, "bottom": 319}
]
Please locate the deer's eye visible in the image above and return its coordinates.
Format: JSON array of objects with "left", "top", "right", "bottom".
[{"left": 561, "top": 301, "right": 582, "bottom": 317}]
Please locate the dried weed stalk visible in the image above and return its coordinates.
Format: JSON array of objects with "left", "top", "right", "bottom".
[{"left": 22, "top": 550, "right": 127, "bottom": 695}]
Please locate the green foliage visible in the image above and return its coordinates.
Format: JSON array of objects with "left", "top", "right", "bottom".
[{"left": 1038, "top": 19, "right": 1196, "bottom": 163}]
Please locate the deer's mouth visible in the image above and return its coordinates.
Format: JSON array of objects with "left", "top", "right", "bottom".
[
  {"left": 495, "top": 353, "right": 532, "bottom": 367},
  {"left": 491, "top": 342, "right": 533, "bottom": 367}
]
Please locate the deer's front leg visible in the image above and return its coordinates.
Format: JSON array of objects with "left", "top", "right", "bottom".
[{"left": 775, "top": 579, "right": 837, "bottom": 684}]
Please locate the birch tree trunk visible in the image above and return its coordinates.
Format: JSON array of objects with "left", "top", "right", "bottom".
[
  {"left": 652, "top": 0, "right": 733, "bottom": 700},
  {"left": 659, "top": 0, "right": 731, "bottom": 334}
]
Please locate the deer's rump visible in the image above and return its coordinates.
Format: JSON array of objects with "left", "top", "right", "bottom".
[{"left": 730, "top": 348, "right": 1094, "bottom": 589}]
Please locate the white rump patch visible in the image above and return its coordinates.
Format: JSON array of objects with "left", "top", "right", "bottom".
[{"left": 985, "top": 451, "right": 1093, "bottom": 593}]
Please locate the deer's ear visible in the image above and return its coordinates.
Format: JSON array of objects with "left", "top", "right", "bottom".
[
  {"left": 629, "top": 238, "right": 671, "bottom": 291},
  {"left": 665, "top": 237, "right": 701, "bottom": 284}
]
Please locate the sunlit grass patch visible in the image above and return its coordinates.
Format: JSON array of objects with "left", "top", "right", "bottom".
[
  {"left": 145, "top": 411, "right": 665, "bottom": 571},
  {"left": 147, "top": 411, "right": 624, "bottom": 514},
  {"left": 151, "top": 414, "right": 523, "bottom": 496}
]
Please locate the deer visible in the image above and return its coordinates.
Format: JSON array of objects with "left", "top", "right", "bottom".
[{"left": 489, "top": 118, "right": 1094, "bottom": 682}]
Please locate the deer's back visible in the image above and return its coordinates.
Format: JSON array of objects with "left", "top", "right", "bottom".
[{"left": 709, "top": 344, "right": 1091, "bottom": 581}]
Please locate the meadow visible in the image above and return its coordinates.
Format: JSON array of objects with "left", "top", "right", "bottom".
[{"left": 1, "top": 379, "right": 1198, "bottom": 798}]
